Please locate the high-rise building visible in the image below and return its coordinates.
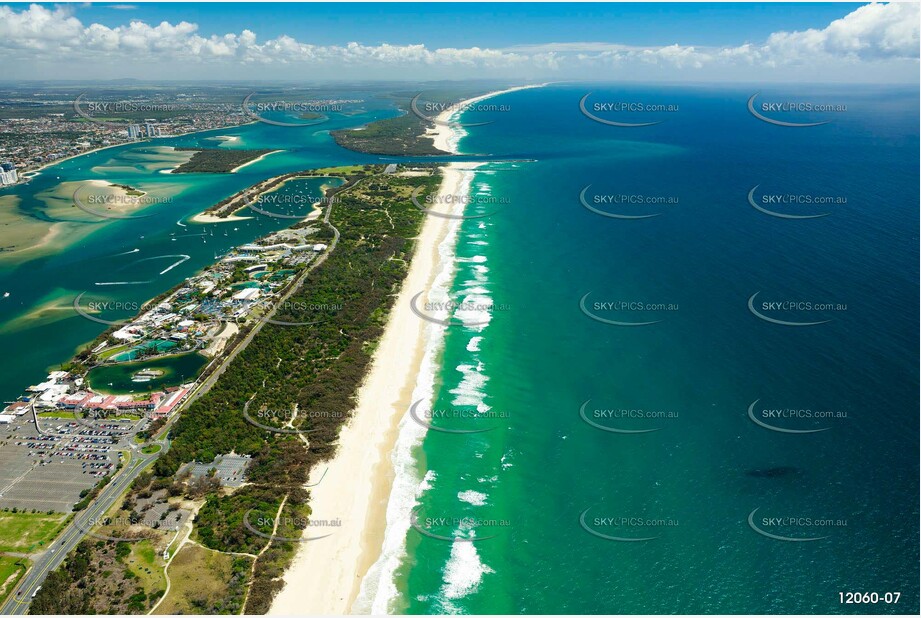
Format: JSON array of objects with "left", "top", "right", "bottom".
[
  {"left": 0, "top": 162, "right": 18, "bottom": 186},
  {"left": 128, "top": 124, "right": 141, "bottom": 139},
  {"left": 145, "top": 123, "right": 159, "bottom": 138}
]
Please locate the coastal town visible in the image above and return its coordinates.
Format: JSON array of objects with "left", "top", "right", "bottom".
[
  {"left": 0, "top": 84, "right": 362, "bottom": 186},
  {"left": 0, "top": 154, "right": 447, "bottom": 613},
  {"left": 0, "top": 96, "right": 250, "bottom": 186},
  {"left": 0, "top": 221, "right": 330, "bottom": 515}
]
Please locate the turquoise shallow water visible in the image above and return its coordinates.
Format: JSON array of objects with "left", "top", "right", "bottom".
[
  {"left": 392, "top": 84, "right": 919, "bottom": 614},
  {"left": 1, "top": 83, "right": 917, "bottom": 615},
  {"left": 0, "top": 98, "right": 399, "bottom": 401}
]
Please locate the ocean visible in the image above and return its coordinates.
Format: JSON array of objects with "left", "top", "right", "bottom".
[
  {"left": 362, "top": 84, "right": 920, "bottom": 614},
  {"left": 1, "top": 82, "right": 917, "bottom": 615}
]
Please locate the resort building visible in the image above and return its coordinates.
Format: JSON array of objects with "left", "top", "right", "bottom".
[
  {"left": 0, "top": 162, "right": 18, "bottom": 185},
  {"left": 151, "top": 387, "right": 189, "bottom": 420},
  {"left": 232, "top": 287, "right": 261, "bottom": 301}
]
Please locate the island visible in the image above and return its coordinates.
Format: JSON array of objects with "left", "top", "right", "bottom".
[{"left": 171, "top": 147, "right": 278, "bottom": 174}]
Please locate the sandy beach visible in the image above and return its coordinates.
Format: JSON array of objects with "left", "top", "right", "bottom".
[
  {"left": 269, "top": 85, "right": 535, "bottom": 615},
  {"left": 188, "top": 212, "right": 253, "bottom": 224},
  {"left": 429, "top": 83, "right": 548, "bottom": 153},
  {"left": 228, "top": 149, "right": 282, "bottom": 173}
]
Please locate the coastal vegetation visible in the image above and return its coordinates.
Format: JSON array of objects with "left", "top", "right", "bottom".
[
  {"left": 28, "top": 538, "right": 167, "bottom": 615},
  {"left": 171, "top": 147, "right": 275, "bottom": 174},
  {"left": 152, "top": 544, "right": 250, "bottom": 614},
  {"left": 29, "top": 163, "right": 440, "bottom": 613},
  {"left": 109, "top": 183, "right": 143, "bottom": 196},
  {"left": 330, "top": 88, "right": 496, "bottom": 155},
  {"left": 160, "top": 164, "right": 437, "bottom": 611},
  {"left": 331, "top": 100, "right": 448, "bottom": 155}
]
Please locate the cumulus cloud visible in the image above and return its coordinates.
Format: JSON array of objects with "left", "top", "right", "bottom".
[
  {"left": 764, "top": 1, "right": 920, "bottom": 61},
  {"left": 0, "top": 2, "right": 916, "bottom": 79}
]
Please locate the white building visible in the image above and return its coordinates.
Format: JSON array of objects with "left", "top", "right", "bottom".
[
  {"left": 232, "top": 288, "right": 261, "bottom": 301},
  {"left": 0, "top": 162, "right": 18, "bottom": 185}
]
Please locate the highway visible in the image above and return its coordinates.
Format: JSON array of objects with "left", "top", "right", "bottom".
[
  {"left": 0, "top": 444, "right": 162, "bottom": 615},
  {"left": 0, "top": 191, "right": 347, "bottom": 615}
]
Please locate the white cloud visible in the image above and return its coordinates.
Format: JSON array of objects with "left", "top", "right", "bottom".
[
  {"left": 763, "top": 1, "right": 920, "bottom": 61},
  {"left": 0, "top": 2, "right": 916, "bottom": 80}
]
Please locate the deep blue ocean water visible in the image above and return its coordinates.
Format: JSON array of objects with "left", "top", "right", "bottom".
[
  {"left": 1, "top": 82, "right": 916, "bottom": 615},
  {"left": 391, "top": 83, "right": 919, "bottom": 614}
]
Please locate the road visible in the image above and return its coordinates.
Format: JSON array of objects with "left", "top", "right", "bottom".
[
  {"left": 0, "top": 186, "right": 349, "bottom": 615},
  {"left": 183, "top": 198, "right": 340, "bottom": 408},
  {"left": 0, "top": 444, "right": 162, "bottom": 615}
]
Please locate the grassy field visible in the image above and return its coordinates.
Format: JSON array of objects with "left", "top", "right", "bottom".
[
  {"left": 311, "top": 165, "right": 364, "bottom": 175},
  {"left": 0, "top": 511, "right": 69, "bottom": 553},
  {"left": 153, "top": 544, "right": 251, "bottom": 614},
  {"left": 120, "top": 539, "right": 167, "bottom": 609},
  {"left": 97, "top": 343, "right": 132, "bottom": 360},
  {"left": 141, "top": 443, "right": 162, "bottom": 454},
  {"left": 0, "top": 556, "right": 28, "bottom": 607}
]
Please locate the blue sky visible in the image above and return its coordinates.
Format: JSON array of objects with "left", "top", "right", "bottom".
[
  {"left": 75, "top": 3, "right": 860, "bottom": 49},
  {"left": 0, "top": 2, "right": 917, "bottom": 82}
]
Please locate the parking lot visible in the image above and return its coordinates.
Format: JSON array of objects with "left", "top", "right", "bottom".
[
  {"left": 0, "top": 414, "right": 144, "bottom": 512},
  {"left": 183, "top": 453, "right": 252, "bottom": 488}
]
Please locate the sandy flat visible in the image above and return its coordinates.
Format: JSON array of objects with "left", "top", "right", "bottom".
[{"left": 0, "top": 180, "right": 162, "bottom": 261}]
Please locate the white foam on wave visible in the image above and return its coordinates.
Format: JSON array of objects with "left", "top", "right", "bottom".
[
  {"left": 454, "top": 291, "right": 493, "bottom": 331},
  {"left": 455, "top": 254, "right": 487, "bottom": 263},
  {"left": 356, "top": 160, "right": 502, "bottom": 614},
  {"left": 457, "top": 490, "right": 488, "bottom": 506},
  {"left": 353, "top": 168, "right": 475, "bottom": 615},
  {"left": 450, "top": 362, "right": 490, "bottom": 410},
  {"left": 420, "top": 469, "right": 437, "bottom": 491},
  {"left": 437, "top": 535, "right": 495, "bottom": 613}
]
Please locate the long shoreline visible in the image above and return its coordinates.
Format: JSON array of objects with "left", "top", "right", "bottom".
[
  {"left": 9, "top": 120, "right": 256, "bottom": 186},
  {"left": 269, "top": 84, "right": 542, "bottom": 615}
]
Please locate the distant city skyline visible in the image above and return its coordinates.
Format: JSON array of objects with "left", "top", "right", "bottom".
[{"left": 0, "top": 2, "right": 918, "bottom": 82}]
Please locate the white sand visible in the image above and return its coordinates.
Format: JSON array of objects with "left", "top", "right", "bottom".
[
  {"left": 430, "top": 83, "right": 548, "bottom": 153},
  {"left": 229, "top": 149, "right": 282, "bottom": 173},
  {"left": 270, "top": 85, "right": 542, "bottom": 615},
  {"left": 188, "top": 212, "right": 253, "bottom": 224}
]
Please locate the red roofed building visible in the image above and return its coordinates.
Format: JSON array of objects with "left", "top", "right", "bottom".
[{"left": 151, "top": 388, "right": 188, "bottom": 420}]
